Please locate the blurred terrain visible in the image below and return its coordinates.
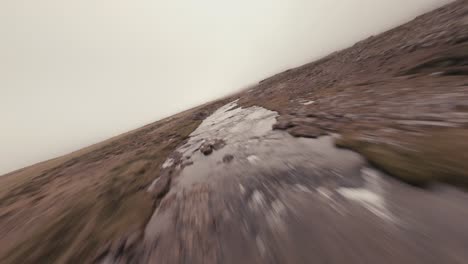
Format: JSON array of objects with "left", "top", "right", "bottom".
[{"left": 1, "top": 1, "right": 468, "bottom": 263}]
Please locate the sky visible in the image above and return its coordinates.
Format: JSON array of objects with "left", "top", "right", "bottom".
[{"left": 0, "top": 0, "right": 453, "bottom": 175}]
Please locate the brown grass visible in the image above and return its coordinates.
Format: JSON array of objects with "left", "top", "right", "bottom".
[{"left": 0, "top": 99, "right": 229, "bottom": 264}]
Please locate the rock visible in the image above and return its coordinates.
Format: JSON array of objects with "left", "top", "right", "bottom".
[
  {"left": 200, "top": 143, "right": 213, "bottom": 155},
  {"left": 149, "top": 170, "right": 172, "bottom": 199},
  {"left": 223, "top": 154, "right": 234, "bottom": 163},
  {"left": 316, "top": 121, "right": 340, "bottom": 132},
  {"left": 212, "top": 139, "right": 226, "bottom": 150},
  {"left": 288, "top": 126, "right": 326, "bottom": 138},
  {"left": 291, "top": 117, "right": 318, "bottom": 127},
  {"left": 200, "top": 139, "right": 225, "bottom": 155},
  {"left": 273, "top": 120, "right": 295, "bottom": 130},
  {"left": 182, "top": 160, "right": 194, "bottom": 167},
  {"left": 273, "top": 115, "right": 297, "bottom": 130}
]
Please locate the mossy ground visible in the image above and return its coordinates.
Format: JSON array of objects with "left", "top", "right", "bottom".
[{"left": 335, "top": 128, "right": 468, "bottom": 188}]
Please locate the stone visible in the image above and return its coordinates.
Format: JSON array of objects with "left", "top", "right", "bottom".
[
  {"left": 149, "top": 170, "right": 171, "bottom": 199},
  {"left": 200, "top": 143, "right": 213, "bottom": 155},
  {"left": 287, "top": 126, "right": 326, "bottom": 138},
  {"left": 291, "top": 117, "right": 318, "bottom": 127},
  {"left": 199, "top": 139, "right": 225, "bottom": 155},
  {"left": 182, "top": 160, "right": 194, "bottom": 167},
  {"left": 272, "top": 115, "right": 296, "bottom": 130},
  {"left": 223, "top": 154, "right": 234, "bottom": 163},
  {"left": 212, "top": 139, "right": 226, "bottom": 150},
  {"left": 272, "top": 120, "right": 295, "bottom": 130}
]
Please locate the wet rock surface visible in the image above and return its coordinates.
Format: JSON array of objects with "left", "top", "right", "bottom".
[{"left": 119, "top": 102, "right": 468, "bottom": 264}]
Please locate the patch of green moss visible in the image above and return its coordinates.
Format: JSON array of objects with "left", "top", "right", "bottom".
[{"left": 336, "top": 128, "right": 468, "bottom": 188}]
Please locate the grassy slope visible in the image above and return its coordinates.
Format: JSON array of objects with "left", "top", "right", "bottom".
[{"left": 0, "top": 99, "right": 228, "bottom": 263}]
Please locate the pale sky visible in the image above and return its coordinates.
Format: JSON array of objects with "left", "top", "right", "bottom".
[{"left": 0, "top": 0, "right": 452, "bottom": 175}]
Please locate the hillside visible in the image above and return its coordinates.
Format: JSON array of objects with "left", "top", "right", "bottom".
[{"left": 1, "top": 1, "right": 468, "bottom": 263}]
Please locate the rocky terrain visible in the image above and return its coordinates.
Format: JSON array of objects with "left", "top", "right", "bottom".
[{"left": 1, "top": 1, "right": 468, "bottom": 263}]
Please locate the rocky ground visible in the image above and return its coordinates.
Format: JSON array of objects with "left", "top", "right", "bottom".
[
  {"left": 1, "top": 1, "right": 468, "bottom": 263},
  {"left": 240, "top": 0, "right": 468, "bottom": 188}
]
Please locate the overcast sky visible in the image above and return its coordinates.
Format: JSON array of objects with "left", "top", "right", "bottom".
[{"left": 0, "top": 0, "right": 452, "bottom": 175}]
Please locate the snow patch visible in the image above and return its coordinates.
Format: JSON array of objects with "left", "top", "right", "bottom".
[
  {"left": 162, "top": 158, "right": 174, "bottom": 169},
  {"left": 249, "top": 190, "right": 266, "bottom": 211},
  {"left": 247, "top": 155, "right": 260, "bottom": 164},
  {"left": 302, "top": 100, "right": 315, "bottom": 106},
  {"left": 338, "top": 168, "right": 398, "bottom": 223},
  {"left": 147, "top": 178, "right": 160, "bottom": 192}
]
